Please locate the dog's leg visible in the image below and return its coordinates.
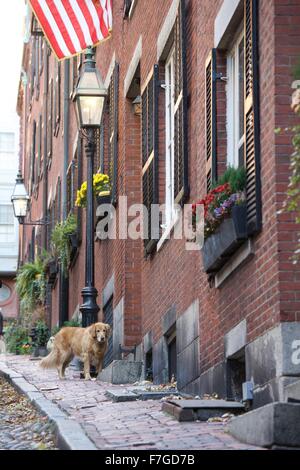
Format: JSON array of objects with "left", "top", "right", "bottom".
[
  {"left": 58, "top": 364, "right": 66, "bottom": 380},
  {"left": 95, "top": 359, "right": 103, "bottom": 377},
  {"left": 83, "top": 353, "right": 92, "bottom": 380}
]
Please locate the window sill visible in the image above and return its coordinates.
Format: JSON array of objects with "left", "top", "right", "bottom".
[
  {"left": 214, "top": 239, "right": 254, "bottom": 288},
  {"left": 157, "top": 213, "right": 180, "bottom": 253}
]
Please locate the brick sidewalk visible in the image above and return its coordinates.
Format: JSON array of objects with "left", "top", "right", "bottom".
[{"left": 1, "top": 355, "right": 262, "bottom": 450}]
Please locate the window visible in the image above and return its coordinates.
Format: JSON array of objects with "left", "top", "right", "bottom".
[
  {"left": 0, "top": 205, "right": 14, "bottom": 244},
  {"left": 227, "top": 30, "right": 245, "bottom": 168},
  {"left": 0, "top": 132, "right": 14, "bottom": 153},
  {"left": 164, "top": 48, "right": 176, "bottom": 229},
  {"left": 0, "top": 205, "right": 14, "bottom": 225},
  {"left": 0, "top": 284, "right": 11, "bottom": 303}
]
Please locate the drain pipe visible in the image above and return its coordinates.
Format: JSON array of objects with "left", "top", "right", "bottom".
[{"left": 59, "top": 59, "right": 70, "bottom": 325}]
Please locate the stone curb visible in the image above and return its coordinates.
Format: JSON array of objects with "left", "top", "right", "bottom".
[{"left": 0, "top": 361, "right": 97, "bottom": 450}]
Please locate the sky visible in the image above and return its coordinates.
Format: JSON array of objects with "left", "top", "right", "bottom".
[{"left": 0, "top": 0, "right": 25, "bottom": 122}]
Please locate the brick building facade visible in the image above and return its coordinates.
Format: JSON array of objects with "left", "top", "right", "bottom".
[{"left": 17, "top": 0, "right": 300, "bottom": 407}]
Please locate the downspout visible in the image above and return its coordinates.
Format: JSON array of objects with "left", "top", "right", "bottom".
[{"left": 59, "top": 59, "right": 70, "bottom": 325}]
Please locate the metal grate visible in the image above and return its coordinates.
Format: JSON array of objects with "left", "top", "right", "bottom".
[{"left": 103, "top": 297, "right": 114, "bottom": 368}]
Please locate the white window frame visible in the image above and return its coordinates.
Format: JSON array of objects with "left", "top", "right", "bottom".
[
  {"left": 226, "top": 29, "right": 245, "bottom": 168},
  {"left": 164, "top": 47, "right": 176, "bottom": 231}
]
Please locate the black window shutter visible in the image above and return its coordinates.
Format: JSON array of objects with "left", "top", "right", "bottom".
[
  {"left": 48, "top": 78, "right": 53, "bottom": 161},
  {"left": 108, "top": 63, "right": 119, "bottom": 205},
  {"left": 54, "top": 61, "right": 61, "bottom": 136},
  {"left": 32, "top": 120, "right": 36, "bottom": 190},
  {"left": 35, "top": 37, "right": 40, "bottom": 100},
  {"left": 57, "top": 177, "right": 61, "bottom": 222},
  {"left": 244, "top": 0, "right": 261, "bottom": 235},
  {"left": 142, "top": 64, "right": 159, "bottom": 255},
  {"left": 76, "top": 136, "right": 83, "bottom": 242},
  {"left": 205, "top": 49, "right": 217, "bottom": 192},
  {"left": 38, "top": 114, "right": 42, "bottom": 179},
  {"left": 174, "top": 0, "right": 189, "bottom": 204}
]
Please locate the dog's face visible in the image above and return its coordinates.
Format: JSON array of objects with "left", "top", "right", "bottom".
[{"left": 90, "top": 322, "right": 111, "bottom": 344}]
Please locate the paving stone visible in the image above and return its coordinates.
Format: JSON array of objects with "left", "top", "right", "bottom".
[{"left": 0, "top": 356, "right": 263, "bottom": 451}]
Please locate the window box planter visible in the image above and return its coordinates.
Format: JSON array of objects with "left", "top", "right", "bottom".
[
  {"left": 201, "top": 204, "right": 248, "bottom": 274},
  {"left": 46, "top": 259, "right": 59, "bottom": 285},
  {"left": 69, "top": 233, "right": 79, "bottom": 263}
]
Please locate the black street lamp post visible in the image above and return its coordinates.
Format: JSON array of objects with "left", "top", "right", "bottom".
[{"left": 73, "top": 47, "right": 107, "bottom": 327}]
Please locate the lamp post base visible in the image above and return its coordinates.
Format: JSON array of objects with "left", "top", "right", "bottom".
[{"left": 80, "top": 286, "right": 100, "bottom": 327}]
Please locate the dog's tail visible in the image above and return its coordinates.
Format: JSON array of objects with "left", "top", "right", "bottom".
[{"left": 40, "top": 347, "right": 60, "bottom": 369}]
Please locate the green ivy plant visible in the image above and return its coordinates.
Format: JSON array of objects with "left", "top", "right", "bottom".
[
  {"left": 34, "top": 319, "right": 50, "bottom": 347},
  {"left": 50, "top": 213, "right": 77, "bottom": 273},
  {"left": 51, "top": 319, "right": 81, "bottom": 336},
  {"left": 15, "top": 256, "right": 47, "bottom": 314},
  {"left": 4, "top": 322, "right": 32, "bottom": 355},
  {"left": 277, "top": 69, "right": 300, "bottom": 262}
]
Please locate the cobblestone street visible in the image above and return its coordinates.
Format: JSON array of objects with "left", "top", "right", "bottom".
[
  {"left": 0, "top": 376, "right": 57, "bottom": 450},
  {"left": 0, "top": 356, "right": 263, "bottom": 450}
]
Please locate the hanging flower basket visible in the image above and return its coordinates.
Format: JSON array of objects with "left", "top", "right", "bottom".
[
  {"left": 96, "top": 189, "right": 111, "bottom": 206},
  {"left": 201, "top": 204, "right": 248, "bottom": 274}
]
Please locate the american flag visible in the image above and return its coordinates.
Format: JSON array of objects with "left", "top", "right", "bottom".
[{"left": 29, "top": 0, "right": 112, "bottom": 60}]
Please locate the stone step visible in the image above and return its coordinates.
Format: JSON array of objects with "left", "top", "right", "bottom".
[
  {"left": 284, "top": 380, "right": 300, "bottom": 403},
  {"left": 162, "top": 399, "right": 244, "bottom": 422},
  {"left": 98, "top": 360, "right": 142, "bottom": 384},
  {"left": 106, "top": 387, "right": 180, "bottom": 403},
  {"left": 227, "top": 402, "right": 300, "bottom": 449}
]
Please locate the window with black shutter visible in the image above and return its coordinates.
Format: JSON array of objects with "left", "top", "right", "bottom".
[
  {"left": 30, "top": 120, "right": 36, "bottom": 196},
  {"left": 30, "top": 37, "right": 36, "bottom": 101},
  {"left": 47, "top": 78, "right": 53, "bottom": 164},
  {"left": 54, "top": 60, "right": 61, "bottom": 137},
  {"left": 205, "top": 49, "right": 217, "bottom": 192},
  {"left": 173, "top": 0, "right": 189, "bottom": 205},
  {"left": 37, "top": 114, "right": 42, "bottom": 180},
  {"left": 70, "top": 55, "right": 78, "bottom": 98},
  {"left": 108, "top": 63, "right": 119, "bottom": 205},
  {"left": 97, "top": 63, "right": 119, "bottom": 203},
  {"left": 35, "top": 36, "right": 40, "bottom": 100},
  {"left": 204, "top": 0, "right": 261, "bottom": 235},
  {"left": 244, "top": 0, "right": 261, "bottom": 235},
  {"left": 56, "top": 177, "right": 61, "bottom": 223},
  {"left": 142, "top": 65, "right": 159, "bottom": 255}
]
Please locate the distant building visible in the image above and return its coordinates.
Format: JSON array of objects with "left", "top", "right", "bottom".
[{"left": 0, "top": 113, "right": 19, "bottom": 320}]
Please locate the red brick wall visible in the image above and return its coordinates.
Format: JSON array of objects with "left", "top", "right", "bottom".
[
  {"left": 18, "top": 1, "right": 300, "bottom": 376},
  {"left": 0, "top": 278, "right": 18, "bottom": 320}
]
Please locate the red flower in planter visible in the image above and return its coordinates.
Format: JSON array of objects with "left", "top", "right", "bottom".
[{"left": 192, "top": 183, "right": 231, "bottom": 218}]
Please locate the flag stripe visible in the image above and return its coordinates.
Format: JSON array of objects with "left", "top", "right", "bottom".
[
  {"left": 77, "top": 0, "right": 98, "bottom": 45},
  {"left": 40, "top": 0, "right": 71, "bottom": 57},
  {"left": 47, "top": 0, "right": 77, "bottom": 55},
  {"left": 29, "top": 0, "right": 112, "bottom": 60},
  {"left": 53, "top": 0, "right": 82, "bottom": 53},
  {"left": 30, "top": 0, "right": 65, "bottom": 59},
  {"left": 64, "top": 0, "right": 87, "bottom": 50},
  {"left": 70, "top": 0, "right": 93, "bottom": 47}
]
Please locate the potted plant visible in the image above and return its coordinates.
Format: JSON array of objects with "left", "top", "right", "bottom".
[
  {"left": 192, "top": 167, "right": 247, "bottom": 274},
  {"left": 45, "top": 258, "right": 59, "bottom": 285},
  {"left": 15, "top": 257, "right": 47, "bottom": 314},
  {"left": 4, "top": 322, "right": 32, "bottom": 355},
  {"left": 50, "top": 213, "right": 78, "bottom": 273},
  {"left": 75, "top": 173, "right": 110, "bottom": 208},
  {"left": 34, "top": 319, "right": 50, "bottom": 357}
]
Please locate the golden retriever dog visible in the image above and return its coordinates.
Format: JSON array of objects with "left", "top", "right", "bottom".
[{"left": 40, "top": 323, "right": 111, "bottom": 380}]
